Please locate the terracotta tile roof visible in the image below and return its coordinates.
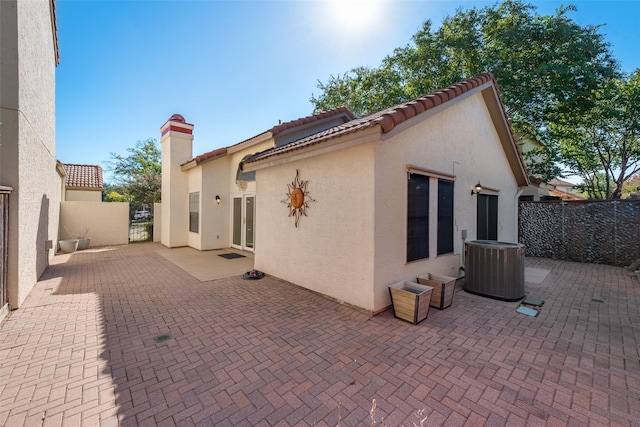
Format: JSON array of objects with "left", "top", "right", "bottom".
[
  {"left": 186, "top": 107, "right": 355, "bottom": 166},
  {"left": 192, "top": 147, "right": 228, "bottom": 165},
  {"left": 269, "top": 107, "right": 355, "bottom": 137},
  {"left": 63, "top": 164, "right": 103, "bottom": 190},
  {"left": 243, "top": 73, "right": 506, "bottom": 165},
  {"left": 550, "top": 188, "right": 586, "bottom": 201},
  {"left": 549, "top": 178, "right": 576, "bottom": 188}
]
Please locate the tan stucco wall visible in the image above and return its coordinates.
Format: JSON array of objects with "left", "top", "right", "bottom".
[
  {"left": 253, "top": 92, "right": 521, "bottom": 313},
  {"left": 182, "top": 139, "right": 273, "bottom": 251},
  {"left": 0, "top": 0, "right": 60, "bottom": 308},
  {"left": 60, "top": 202, "right": 129, "bottom": 247},
  {"left": 199, "top": 157, "right": 230, "bottom": 250},
  {"left": 187, "top": 167, "right": 203, "bottom": 249},
  {"left": 254, "top": 143, "right": 376, "bottom": 310},
  {"left": 65, "top": 189, "right": 102, "bottom": 202},
  {"left": 161, "top": 129, "right": 193, "bottom": 248},
  {"left": 153, "top": 202, "right": 162, "bottom": 242},
  {"left": 225, "top": 141, "right": 272, "bottom": 250},
  {"left": 372, "top": 91, "right": 520, "bottom": 311}
]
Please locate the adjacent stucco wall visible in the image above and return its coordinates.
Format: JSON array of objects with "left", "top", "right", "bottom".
[
  {"left": 65, "top": 189, "right": 102, "bottom": 201},
  {"left": 519, "top": 184, "right": 551, "bottom": 201},
  {"left": 0, "top": 0, "right": 60, "bottom": 308},
  {"left": 254, "top": 142, "right": 376, "bottom": 311},
  {"left": 60, "top": 202, "right": 129, "bottom": 246},
  {"left": 372, "top": 92, "right": 520, "bottom": 311}
]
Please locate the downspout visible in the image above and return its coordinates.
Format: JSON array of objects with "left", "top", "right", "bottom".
[
  {"left": 515, "top": 187, "right": 524, "bottom": 242},
  {"left": 459, "top": 229, "right": 467, "bottom": 279}
]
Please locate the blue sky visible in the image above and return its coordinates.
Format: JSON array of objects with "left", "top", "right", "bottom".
[{"left": 55, "top": 0, "right": 640, "bottom": 183}]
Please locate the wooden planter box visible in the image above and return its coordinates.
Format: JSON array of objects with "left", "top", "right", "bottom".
[
  {"left": 417, "top": 273, "right": 457, "bottom": 309},
  {"left": 388, "top": 281, "right": 433, "bottom": 324}
]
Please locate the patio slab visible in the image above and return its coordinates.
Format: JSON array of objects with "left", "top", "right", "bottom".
[
  {"left": 155, "top": 246, "right": 254, "bottom": 282},
  {"left": 1, "top": 243, "right": 639, "bottom": 426}
]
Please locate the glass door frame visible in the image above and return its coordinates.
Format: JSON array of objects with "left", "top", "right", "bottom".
[{"left": 231, "top": 194, "right": 255, "bottom": 252}]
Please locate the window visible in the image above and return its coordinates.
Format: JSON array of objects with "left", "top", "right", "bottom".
[
  {"left": 189, "top": 192, "right": 199, "bottom": 233},
  {"left": 407, "top": 173, "right": 430, "bottom": 262},
  {"left": 236, "top": 161, "right": 256, "bottom": 182},
  {"left": 477, "top": 194, "right": 498, "bottom": 240},
  {"left": 437, "top": 179, "right": 454, "bottom": 255}
]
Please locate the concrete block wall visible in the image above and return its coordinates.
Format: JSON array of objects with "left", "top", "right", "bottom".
[{"left": 519, "top": 200, "right": 640, "bottom": 266}]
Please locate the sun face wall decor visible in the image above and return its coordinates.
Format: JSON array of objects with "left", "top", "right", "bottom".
[{"left": 281, "top": 169, "right": 315, "bottom": 227}]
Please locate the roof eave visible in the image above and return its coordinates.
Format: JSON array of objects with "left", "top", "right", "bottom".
[
  {"left": 65, "top": 186, "right": 103, "bottom": 191},
  {"left": 56, "top": 161, "right": 67, "bottom": 177},
  {"left": 480, "top": 84, "right": 530, "bottom": 187},
  {"left": 181, "top": 160, "right": 197, "bottom": 171},
  {"left": 227, "top": 131, "right": 273, "bottom": 154}
]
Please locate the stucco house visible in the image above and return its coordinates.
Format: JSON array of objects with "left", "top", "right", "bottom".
[
  {"left": 62, "top": 163, "right": 104, "bottom": 201},
  {"left": 0, "top": 0, "right": 61, "bottom": 319},
  {"left": 161, "top": 73, "right": 529, "bottom": 314}
]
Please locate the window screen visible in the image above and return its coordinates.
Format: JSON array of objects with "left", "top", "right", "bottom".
[
  {"left": 189, "top": 192, "right": 199, "bottom": 233},
  {"left": 407, "top": 173, "right": 430, "bottom": 262},
  {"left": 437, "top": 179, "right": 454, "bottom": 255}
]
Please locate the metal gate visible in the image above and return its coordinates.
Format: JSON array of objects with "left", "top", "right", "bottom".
[
  {"left": 0, "top": 187, "right": 12, "bottom": 320},
  {"left": 129, "top": 206, "right": 153, "bottom": 243}
]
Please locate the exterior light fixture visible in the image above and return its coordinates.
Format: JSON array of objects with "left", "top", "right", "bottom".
[
  {"left": 215, "top": 195, "right": 221, "bottom": 204},
  {"left": 471, "top": 182, "right": 483, "bottom": 195}
]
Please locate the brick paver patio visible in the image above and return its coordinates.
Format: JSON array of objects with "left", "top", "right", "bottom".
[{"left": 1, "top": 243, "right": 639, "bottom": 426}]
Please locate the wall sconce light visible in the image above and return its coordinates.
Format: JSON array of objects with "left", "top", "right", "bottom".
[
  {"left": 471, "top": 182, "right": 483, "bottom": 195},
  {"left": 215, "top": 195, "right": 221, "bottom": 205}
]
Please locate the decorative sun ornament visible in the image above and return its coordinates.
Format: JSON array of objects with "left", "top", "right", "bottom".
[{"left": 281, "top": 169, "right": 315, "bottom": 228}]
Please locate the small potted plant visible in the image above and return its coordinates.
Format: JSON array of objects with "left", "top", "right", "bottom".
[
  {"left": 65, "top": 226, "right": 90, "bottom": 250},
  {"left": 417, "top": 273, "right": 457, "bottom": 309},
  {"left": 58, "top": 239, "right": 79, "bottom": 253}
]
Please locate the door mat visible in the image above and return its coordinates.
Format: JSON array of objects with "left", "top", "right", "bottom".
[{"left": 218, "top": 253, "right": 246, "bottom": 259}]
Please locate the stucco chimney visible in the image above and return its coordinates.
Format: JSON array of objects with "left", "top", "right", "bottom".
[{"left": 160, "top": 114, "right": 194, "bottom": 248}]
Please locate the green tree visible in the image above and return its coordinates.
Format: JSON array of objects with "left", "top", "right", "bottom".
[
  {"left": 310, "top": 1, "right": 619, "bottom": 182},
  {"left": 102, "top": 182, "right": 127, "bottom": 202},
  {"left": 552, "top": 70, "right": 640, "bottom": 199},
  {"left": 103, "top": 191, "right": 127, "bottom": 202},
  {"left": 106, "top": 138, "right": 161, "bottom": 206}
]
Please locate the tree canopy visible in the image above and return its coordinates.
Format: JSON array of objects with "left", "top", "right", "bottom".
[
  {"left": 552, "top": 70, "right": 640, "bottom": 199},
  {"left": 310, "top": 0, "right": 633, "bottom": 196},
  {"left": 106, "top": 138, "right": 161, "bottom": 206}
]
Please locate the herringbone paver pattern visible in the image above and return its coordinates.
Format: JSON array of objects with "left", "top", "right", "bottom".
[{"left": 1, "top": 244, "right": 639, "bottom": 426}]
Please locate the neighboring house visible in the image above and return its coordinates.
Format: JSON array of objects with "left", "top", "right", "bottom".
[
  {"left": 0, "top": 0, "right": 61, "bottom": 317},
  {"left": 519, "top": 177, "right": 554, "bottom": 202},
  {"left": 161, "top": 73, "right": 529, "bottom": 314},
  {"left": 62, "top": 163, "right": 104, "bottom": 201},
  {"left": 548, "top": 178, "right": 586, "bottom": 200},
  {"left": 57, "top": 162, "right": 129, "bottom": 247}
]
